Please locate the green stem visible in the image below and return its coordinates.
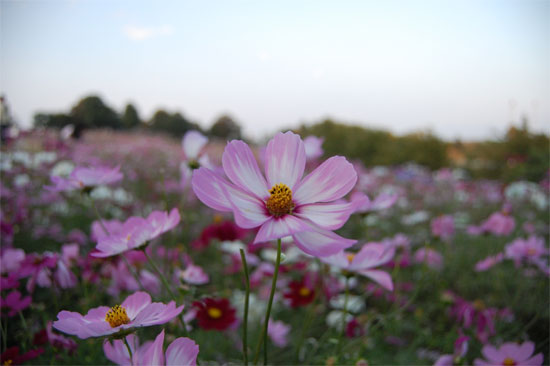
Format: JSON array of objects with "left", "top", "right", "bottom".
[
  {"left": 142, "top": 249, "right": 189, "bottom": 336},
  {"left": 253, "top": 238, "right": 282, "bottom": 365},
  {"left": 337, "top": 276, "right": 350, "bottom": 357},
  {"left": 123, "top": 336, "right": 134, "bottom": 362},
  {"left": 240, "top": 249, "right": 251, "bottom": 366}
]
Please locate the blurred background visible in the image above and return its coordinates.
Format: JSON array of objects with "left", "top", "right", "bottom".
[{"left": 1, "top": 0, "right": 548, "bottom": 181}]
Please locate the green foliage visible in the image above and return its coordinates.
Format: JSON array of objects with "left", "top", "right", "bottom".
[
  {"left": 209, "top": 114, "right": 242, "bottom": 140},
  {"left": 70, "top": 95, "right": 121, "bottom": 130},
  {"left": 121, "top": 103, "right": 141, "bottom": 130},
  {"left": 295, "top": 119, "right": 449, "bottom": 169},
  {"left": 147, "top": 110, "right": 202, "bottom": 137}
]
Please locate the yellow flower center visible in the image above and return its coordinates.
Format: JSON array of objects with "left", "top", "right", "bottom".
[
  {"left": 266, "top": 183, "right": 295, "bottom": 218},
  {"left": 527, "top": 248, "right": 537, "bottom": 256},
  {"left": 502, "top": 357, "right": 516, "bottom": 366},
  {"left": 346, "top": 253, "right": 356, "bottom": 264},
  {"left": 473, "top": 299, "right": 485, "bottom": 311},
  {"left": 4, "top": 360, "right": 13, "bottom": 366},
  {"left": 126, "top": 234, "right": 131, "bottom": 242},
  {"left": 105, "top": 305, "right": 131, "bottom": 328},
  {"left": 207, "top": 307, "right": 222, "bottom": 319},
  {"left": 299, "top": 287, "right": 311, "bottom": 297}
]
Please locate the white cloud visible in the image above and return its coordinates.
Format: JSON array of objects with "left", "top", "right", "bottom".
[{"left": 123, "top": 25, "right": 174, "bottom": 41}]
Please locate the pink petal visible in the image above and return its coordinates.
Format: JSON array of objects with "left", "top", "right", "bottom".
[
  {"left": 293, "top": 156, "right": 357, "bottom": 205},
  {"left": 182, "top": 131, "right": 208, "bottom": 160},
  {"left": 473, "top": 359, "right": 490, "bottom": 366},
  {"left": 121, "top": 291, "right": 152, "bottom": 320},
  {"left": 351, "top": 243, "right": 395, "bottom": 270},
  {"left": 524, "top": 353, "right": 544, "bottom": 366},
  {"left": 222, "top": 140, "right": 269, "bottom": 199},
  {"left": 224, "top": 185, "right": 270, "bottom": 229},
  {"left": 132, "top": 302, "right": 184, "bottom": 327},
  {"left": 264, "top": 131, "right": 306, "bottom": 191},
  {"left": 103, "top": 338, "right": 132, "bottom": 365},
  {"left": 166, "top": 337, "right": 200, "bottom": 366},
  {"left": 361, "top": 269, "right": 393, "bottom": 291},
  {"left": 141, "top": 330, "right": 165, "bottom": 366},
  {"left": 292, "top": 223, "right": 356, "bottom": 257},
  {"left": 295, "top": 201, "right": 356, "bottom": 230},
  {"left": 320, "top": 250, "right": 350, "bottom": 269},
  {"left": 482, "top": 345, "right": 505, "bottom": 363},
  {"left": 515, "top": 342, "right": 535, "bottom": 361},
  {"left": 434, "top": 355, "right": 454, "bottom": 366},
  {"left": 191, "top": 167, "right": 233, "bottom": 212},
  {"left": 254, "top": 216, "right": 312, "bottom": 243}
]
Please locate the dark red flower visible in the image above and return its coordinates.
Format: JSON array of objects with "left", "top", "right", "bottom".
[
  {"left": 192, "top": 220, "right": 248, "bottom": 249},
  {"left": 284, "top": 279, "right": 315, "bottom": 308},
  {"left": 1, "top": 346, "right": 44, "bottom": 365},
  {"left": 345, "top": 318, "right": 365, "bottom": 338},
  {"left": 193, "top": 297, "right": 236, "bottom": 331}
]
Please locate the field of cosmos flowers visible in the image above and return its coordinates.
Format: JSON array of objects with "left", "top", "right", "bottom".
[{"left": 0, "top": 128, "right": 548, "bottom": 366}]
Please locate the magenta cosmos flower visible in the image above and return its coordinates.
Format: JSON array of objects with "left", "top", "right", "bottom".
[
  {"left": 474, "top": 341, "right": 543, "bottom": 366},
  {"left": 53, "top": 292, "right": 183, "bottom": 339},
  {"left": 321, "top": 243, "right": 395, "bottom": 290},
  {"left": 104, "top": 330, "right": 199, "bottom": 366},
  {"left": 191, "top": 131, "right": 358, "bottom": 257}
]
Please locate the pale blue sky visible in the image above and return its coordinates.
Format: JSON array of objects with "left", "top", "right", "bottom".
[{"left": 1, "top": 0, "right": 548, "bottom": 140}]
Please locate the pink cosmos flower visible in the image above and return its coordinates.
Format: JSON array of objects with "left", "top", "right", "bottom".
[
  {"left": 178, "top": 264, "right": 209, "bottom": 285},
  {"left": 475, "top": 253, "right": 504, "bottom": 272},
  {"left": 303, "top": 135, "right": 324, "bottom": 160},
  {"left": 92, "top": 208, "right": 180, "bottom": 258},
  {"left": 414, "top": 248, "right": 443, "bottom": 271},
  {"left": 191, "top": 131, "right": 358, "bottom": 257},
  {"left": 473, "top": 341, "right": 543, "bottom": 366},
  {"left": 431, "top": 215, "right": 455, "bottom": 241},
  {"left": 351, "top": 191, "right": 399, "bottom": 213},
  {"left": 53, "top": 291, "right": 183, "bottom": 339},
  {"left": 481, "top": 212, "right": 516, "bottom": 236},
  {"left": 434, "top": 333, "right": 469, "bottom": 366},
  {"left": 181, "top": 130, "right": 211, "bottom": 188},
  {"left": 321, "top": 243, "right": 395, "bottom": 290},
  {"left": 0, "top": 248, "right": 25, "bottom": 274},
  {"left": 46, "top": 165, "right": 123, "bottom": 192},
  {"left": 505, "top": 236, "right": 548, "bottom": 264},
  {"left": 268, "top": 320, "right": 290, "bottom": 348},
  {"left": 104, "top": 330, "right": 199, "bottom": 366},
  {"left": 1, "top": 290, "right": 31, "bottom": 316}
]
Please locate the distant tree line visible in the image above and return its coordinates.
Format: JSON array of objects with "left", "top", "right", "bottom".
[
  {"left": 295, "top": 119, "right": 549, "bottom": 182},
  {"left": 34, "top": 95, "right": 242, "bottom": 140}
]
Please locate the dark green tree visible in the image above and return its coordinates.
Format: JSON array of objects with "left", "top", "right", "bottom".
[
  {"left": 70, "top": 95, "right": 121, "bottom": 130},
  {"left": 148, "top": 109, "right": 201, "bottom": 137},
  {"left": 121, "top": 103, "right": 141, "bottom": 130},
  {"left": 209, "top": 114, "right": 242, "bottom": 140}
]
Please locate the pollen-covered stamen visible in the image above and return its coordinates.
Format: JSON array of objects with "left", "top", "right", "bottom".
[
  {"left": 105, "top": 305, "right": 131, "bottom": 328},
  {"left": 207, "top": 307, "right": 222, "bottom": 319},
  {"left": 266, "top": 183, "right": 295, "bottom": 218},
  {"left": 503, "top": 357, "right": 517, "bottom": 366},
  {"left": 346, "top": 253, "right": 356, "bottom": 264},
  {"left": 299, "top": 287, "right": 311, "bottom": 297}
]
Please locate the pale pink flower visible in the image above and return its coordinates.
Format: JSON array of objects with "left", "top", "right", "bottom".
[
  {"left": 414, "top": 248, "right": 443, "bottom": 270},
  {"left": 0, "top": 248, "right": 25, "bottom": 274},
  {"left": 92, "top": 208, "right": 180, "bottom": 258},
  {"left": 46, "top": 165, "right": 122, "bottom": 192},
  {"left": 53, "top": 292, "right": 183, "bottom": 339},
  {"left": 481, "top": 212, "right": 515, "bottom": 236},
  {"left": 268, "top": 320, "right": 290, "bottom": 348},
  {"left": 473, "top": 341, "right": 543, "bottom": 366},
  {"left": 179, "top": 264, "right": 209, "bottom": 285},
  {"left": 303, "top": 136, "right": 324, "bottom": 161},
  {"left": 181, "top": 130, "right": 211, "bottom": 188},
  {"left": 475, "top": 253, "right": 504, "bottom": 272},
  {"left": 505, "top": 236, "right": 548, "bottom": 263},
  {"left": 191, "top": 131, "right": 358, "bottom": 257},
  {"left": 431, "top": 215, "right": 455, "bottom": 241},
  {"left": 322, "top": 243, "right": 395, "bottom": 290},
  {"left": 103, "top": 330, "right": 199, "bottom": 366},
  {"left": 351, "top": 191, "right": 399, "bottom": 213}
]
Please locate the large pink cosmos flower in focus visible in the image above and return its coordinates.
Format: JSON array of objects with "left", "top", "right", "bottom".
[
  {"left": 53, "top": 292, "right": 183, "bottom": 339},
  {"left": 191, "top": 132, "right": 358, "bottom": 257}
]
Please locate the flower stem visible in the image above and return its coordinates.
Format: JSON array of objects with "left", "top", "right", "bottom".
[
  {"left": 239, "top": 249, "right": 250, "bottom": 366},
  {"left": 253, "top": 238, "right": 282, "bottom": 365},
  {"left": 142, "top": 249, "right": 189, "bottom": 336},
  {"left": 337, "top": 276, "right": 350, "bottom": 357},
  {"left": 123, "top": 336, "right": 133, "bottom": 362}
]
